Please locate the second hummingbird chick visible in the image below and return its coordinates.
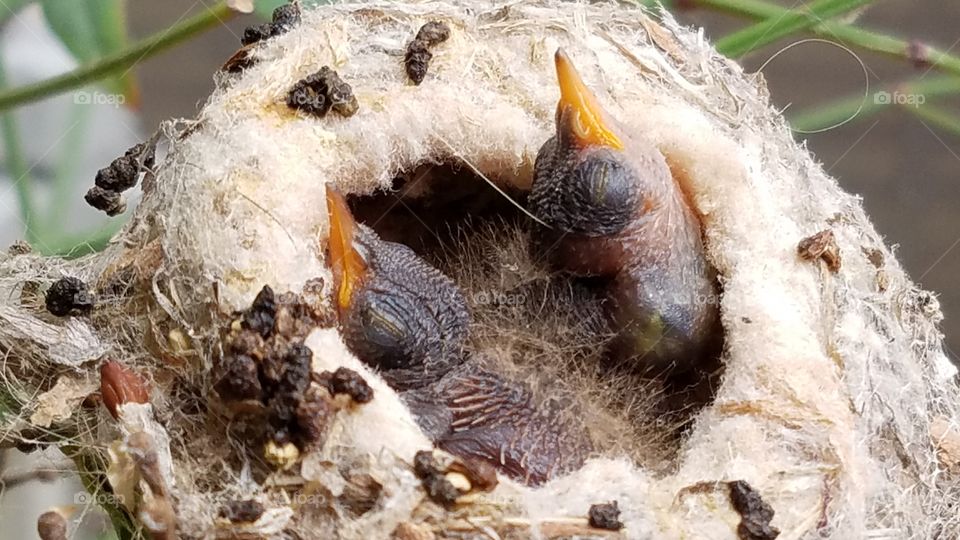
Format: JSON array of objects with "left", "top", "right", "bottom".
[
  {"left": 326, "top": 185, "right": 470, "bottom": 391},
  {"left": 325, "top": 186, "right": 592, "bottom": 485},
  {"left": 530, "top": 50, "right": 721, "bottom": 373}
]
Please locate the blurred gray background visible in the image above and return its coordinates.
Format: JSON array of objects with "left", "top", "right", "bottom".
[{"left": 0, "top": 1, "right": 957, "bottom": 538}]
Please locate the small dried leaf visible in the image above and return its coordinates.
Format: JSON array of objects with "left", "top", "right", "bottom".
[
  {"left": 798, "top": 229, "right": 841, "bottom": 273},
  {"left": 30, "top": 375, "right": 98, "bottom": 427},
  {"left": 106, "top": 440, "right": 138, "bottom": 512},
  {"left": 931, "top": 417, "right": 960, "bottom": 468},
  {"left": 0, "top": 306, "right": 108, "bottom": 366},
  {"left": 221, "top": 44, "right": 257, "bottom": 73},
  {"left": 101, "top": 361, "right": 150, "bottom": 420},
  {"left": 639, "top": 16, "right": 684, "bottom": 62}
]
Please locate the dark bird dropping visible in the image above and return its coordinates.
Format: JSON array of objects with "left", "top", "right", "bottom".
[
  {"left": 404, "top": 21, "right": 451, "bottom": 85},
  {"left": 45, "top": 276, "right": 95, "bottom": 317},
  {"left": 286, "top": 67, "right": 359, "bottom": 118}
]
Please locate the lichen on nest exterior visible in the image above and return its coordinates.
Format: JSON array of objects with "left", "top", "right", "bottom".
[{"left": 1, "top": 1, "right": 959, "bottom": 539}]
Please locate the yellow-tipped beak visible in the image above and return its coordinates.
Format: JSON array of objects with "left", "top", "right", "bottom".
[
  {"left": 325, "top": 185, "right": 367, "bottom": 314},
  {"left": 554, "top": 49, "right": 624, "bottom": 150}
]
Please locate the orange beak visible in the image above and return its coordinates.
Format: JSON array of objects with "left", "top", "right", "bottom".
[
  {"left": 554, "top": 49, "right": 623, "bottom": 150},
  {"left": 325, "top": 185, "right": 368, "bottom": 315}
]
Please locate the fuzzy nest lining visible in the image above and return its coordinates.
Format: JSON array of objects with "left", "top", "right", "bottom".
[{"left": 1, "top": 1, "right": 959, "bottom": 539}]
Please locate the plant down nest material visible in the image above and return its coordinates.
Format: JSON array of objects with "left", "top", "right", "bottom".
[{"left": 2, "top": 1, "right": 959, "bottom": 539}]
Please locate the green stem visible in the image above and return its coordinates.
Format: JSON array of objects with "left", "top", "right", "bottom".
[
  {"left": 38, "top": 217, "right": 127, "bottom": 258},
  {"left": 907, "top": 101, "right": 960, "bottom": 138},
  {"left": 790, "top": 75, "right": 960, "bottom": 131},
  {"left": 0, "top": 57, "right": 37, "bottom": 242},
  {"left": 46, "top": 103, "right": 92, "bottom": 231},
  {"left": 0, "top": 382, "right": 20, "bottom": 425},
  {"left": 0, "top": 2, "right": 236, "bottom": 111},
  {"left": 714, "top": 0, "right": 876, "bottom": 58},
  {"left": 695, "top": 0, "right": 960, "bottom": 77}
]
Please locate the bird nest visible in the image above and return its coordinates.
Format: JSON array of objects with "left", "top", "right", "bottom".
[{"left": 2, "top": 1, "right": 959, "bottom": 539}]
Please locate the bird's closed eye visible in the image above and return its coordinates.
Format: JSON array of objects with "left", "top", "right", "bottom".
[
  {"left": 568, "top": 152, "right": 639, "bottom": 234},
  {"left": 362, "top": 305, "right": 406, "bottom": 348},
  {"left": 352, "top": 290, "right": 422, "bottom": 371},
  {"left": 361, "top": 303, "right": 411, "bottom": 349}
]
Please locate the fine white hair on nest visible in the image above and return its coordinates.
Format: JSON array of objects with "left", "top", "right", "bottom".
[{"left": 1, "top": 1, "right": 958, "bottom": 539}]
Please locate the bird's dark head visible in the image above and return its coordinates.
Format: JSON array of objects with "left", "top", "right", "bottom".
[
  {"left": 325, "top": 186, "right": 469, "bottom": 388},
  {"left": 530, "top": 49, "right": 647, "bottom": 237}
]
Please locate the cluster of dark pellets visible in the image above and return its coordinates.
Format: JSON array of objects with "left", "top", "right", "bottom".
[
  {"left": 8, "top": 240, "right": 31, "bottom": 255},
  {"left": 85, "top": 141, "right": 155, "bottom": 216},
  {"left": 413, "top": 450, "right": 461, "bottom": 508},
  {"left": 588, "top": 501, "right": 624, "bottom": 531},
  {"left": 45, "top": 277, "right": 95, "bottom": 317},
  {"left": 241, "top": 3, "right": 301, "bottom": 46},
  {"left": 214, "top": 284, "right": 344, "bottom": 451},
  {"left": 316, "top": 367, "right": 374, "bottom": 403},
  {"left": 219, "top": 499, "right": 265, "bottom": 523},
  {"left": 243, "top": 284, "right": 277, "bottom": 337},
  {"left": 286, "top": 67, "right": 359, "bottom": 118},
  {"left": 404, "top": 21, "right": 451, "bottom": 85},
  {"left": 728, "top": 480, "right": 780, "bottom": 540}
]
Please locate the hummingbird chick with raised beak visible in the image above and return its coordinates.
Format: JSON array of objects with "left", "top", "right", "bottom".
[
  {"left": 530, "top": 50, "right": 721, "bottom": 373},
  {"left": 326, "top": 185, "right": 470, "bottom": 392},
  {"left": 326, "top": 186, "right": 591, "bottom": 485}
]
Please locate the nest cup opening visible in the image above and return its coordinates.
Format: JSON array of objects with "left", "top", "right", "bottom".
[{"left": 343, "top": 158, "right": 726, "bottom": 472}]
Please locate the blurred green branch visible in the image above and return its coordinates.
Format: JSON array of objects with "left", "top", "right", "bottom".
[
  {"left": 790, "top": 75, "right": 960, "bottom": 132},
  {"left": 41, "top": 0, "right": 139, "bottom": 104},
  {"left": 0, "top": 1, "right": 235, "bottom": 111},
  {"left": 714, "top": 0, "right": 875, "bottom": 58},
  {"left": 631, "top": 0, "right": 960, "bottom": 137},
  {"left": 909, "top": 101, "right": 960, "bottom": 138},
  {"left": 693, "top": 0, "right": 960, "bottom": 78},
  {"left": 0, "top": 58, "right": 37, "bottom": 243},
  {"left": 0, "top": 1, "right": 238, "bottom": 255},
  {"left": 47, "top": 105, "right": 92, "bottom": 232},
  {"left": 41, "top": 218, "right": 126, "bottom": 257}
]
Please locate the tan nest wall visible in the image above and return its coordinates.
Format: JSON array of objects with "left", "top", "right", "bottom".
[{"left": 1, "top": 1, "right": 959, "bottom": 538}]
